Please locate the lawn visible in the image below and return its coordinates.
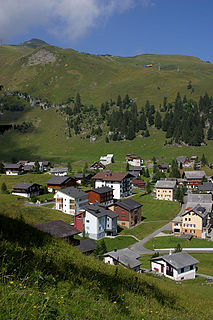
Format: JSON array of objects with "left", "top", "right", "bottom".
[
  {"left": 102, "top": 236, "right": 137, "bottom": 252},
  {"left": 0, "top": 194, "right": 73, "bottom": 225},
  {"left": 144, "top": 235, "right": 213, "bottom": 250},
  {"left": 191, "top": 253, "right": 213, "bottom": 277},
  {"left": 120, "top": 194, "right": 180, "bottom": 240}
]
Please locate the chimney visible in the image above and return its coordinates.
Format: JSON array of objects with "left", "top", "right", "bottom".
[
  {"left": 114, "top": 248, "right": 117, "bottom": 252},
  {"left": 169, "top": 250, "right": 172, "bottom": 255}
]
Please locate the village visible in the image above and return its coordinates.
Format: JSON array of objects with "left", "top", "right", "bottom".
[{"left": 1, "top": 152, "right": 213, "bottom": 282}]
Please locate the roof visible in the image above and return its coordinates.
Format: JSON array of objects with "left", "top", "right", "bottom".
[
  {"left": 34, "top": 220, "right": 80, "bottom": 238},
  {"left": 84, "top": 203, "right": 117, "bottom": 219},
  {"left": 155, "top": 180, "right": 176, "bottom": 189},
  {"left": 151, "top": 252, "right": 199, "bottom": 269},
  {"left": 13, "top": 182, "right": 40, "bottom": 190},
  {"left": 187, "top": 193, "right": 212, "bottom": 203},
  {"left": 46, "top": 176, "right": 72, "bottom": 185},
  {"left": 158, "top": 163, "right": 169, "bottom": 169},
  {"left": 184, "top": 171, "right": 205, "bottom": 179},
  {"left": 57, "top": 187, "right": 88, "bottom": 198},
  {"left": 198, "top": 182, "right": 213, "bottom": 192},
  {"left": 92, "top": 171, "right": 133, "bottom": 182},
  {"left": 76, "top": 239, "right": 97, "bottom": 253},
  {"left": 50, "top": 167, "right": 68, "bottom": 173},
  {"left": 115, "top": 198, "right": 142, "bottom": 211},
  {"left": 172, "top": 216, "right": 182, "bottom": 223},
  {"left": 4, "top": 163, "right": 21, "bottom": 169},
  {"left": 176, "top": 156, "right": 188, "bottom": 163},
  {"left": 104, "top": 248, "right": 142, "bottom": 269},
  {"left": 181, "top": 204, "right": 208, "bottom": 219},
  {"left": 90, "top": 186, "right": 113, "bottom": 194},
  {"left": 75, "top": 173, "right": 91, "bottom": 179},
  {"left": 129, "top": 166, "right": 142, "bottom": 171},
  {"left": 23, "top": 164, "right": 34, "bottom": 171}
]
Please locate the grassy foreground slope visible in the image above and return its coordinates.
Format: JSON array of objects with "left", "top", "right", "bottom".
[
  {"left": 0, "top": 44, "right": 213, "bottom": 106},
  {"left": 1, "top": 213, "right": 213, "bottom": 320}
]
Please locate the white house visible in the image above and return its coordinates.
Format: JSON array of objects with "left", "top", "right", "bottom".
[
  {"left": 150, "top": 252, "right": 199, "bottom": 280},
  {"left": 126, "top": 154, "right": 143, "bottom": 166},
  {"left": 100, "top": 154, "right": 114, "bottom": 166},
  {"left": 92, "top": 171, "right": 133, "bottom": 199},
  {"left": 104, "top": 248, "right": 142, "bottom": 272},
  {"left": 12, "top": 182, "right": 41, "bottom": 198},
  {"left": 74, "top": 203, "right": 117, "bottom": 240},
  {"left": 4, "top": 164, "right": 22, "bottom": 175},
  {"left": 50, "top": 167, "right": 68, "bottom": 176},
  {"left": 54, "top": 187, "right": 88, "bottom": 215}
]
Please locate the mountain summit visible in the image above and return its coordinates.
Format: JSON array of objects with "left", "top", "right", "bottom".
[{"left": 21, "top": 38, "right": 48, "bottom": 48}]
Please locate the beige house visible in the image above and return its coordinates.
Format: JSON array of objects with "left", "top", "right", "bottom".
[
  {"left": 155, "top": 180, "right": 177, "bottom": 201},
  {"left": 172, "top": 204, "right": 210, "bottom": 238}
]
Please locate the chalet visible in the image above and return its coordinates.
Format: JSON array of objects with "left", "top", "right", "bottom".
[
  {"left": 100, "top": 154, "right": 114, "bottom": 165},
  {"left": 132, "top": 178, "right": 146, "bottom": 188},
  {"left": 75, "top": 239, "right": 97, "bottom": 255},
  {"left": 150, "top": 252, "right": 199, "bottom": 280},
  {"left": 87, "top": 186, "right": 114, "bottom": 206},
  {"left": 42, "top": 161, "right": 50, "bottom": 171},
  {"left": 54, "top": 187, "right": 88, "bottom": 215},
  {"left": 129, "top": 166, "right": 142, "bottom": 178},
  {"left": 155, "top": 180, "right": 177, "bottom": 201},
  {"left": 4, "top": 163, "right": 22, "bottom": 175},
  {"left": 198, "top": 182, "right": 213, "bottom": 193},
  {"left": 46, "top": 176, "right": 76, "bottom": 192},
  {"left": 176, "top": 156, "right": 192, "bottom": 168},
  {"left": 158, "top": 163, "right": 170, "bottom": 173},
  {"left": 50, "top": 167, "right": 68, "bottom": 176},
  {"left": 183, "top": 171, "right": 206, "bottom": 188},
  {"left": 74, "top": 203, "right": 117, "bottom": 240},
  {"left": 12, "top": 182, "right": 41, "bottom": 198},
  {"left": 109, "top": 198, "right": 142, "bottom": 228},
  {"left": 34, "top": 220, "right": 80, "bottom": 245},
  {"left": 74, "top": 173, "right": 93, "bottom": 185},
  {"left": 23, "top": 164, "right": 34, "bottom": 173},
  {"left": 88, "top": 161, "right": 105, "bottom": 171},
  {"left": 126, "top": 154, "right": 143, "bottom": 167},
  {"left": 92, "top": 171, "right": 133, "bottom": 199},
  {"left": 104, "top": 248, "right": 142, "bottom": 272},
  {"left": 27, "top": 161, "right": 44, "bottom": 173}
]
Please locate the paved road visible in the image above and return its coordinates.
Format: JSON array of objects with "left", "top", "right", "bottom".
[
  {"left": 129, "top": 222, "right": 172, "bottom": 255},
  {"left": 197, "top": 273, "right": 213, "bottom": 280}
]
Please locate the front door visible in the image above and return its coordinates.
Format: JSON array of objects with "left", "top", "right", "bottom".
[{"left": 161, "top": 265, "right": 164, "bottom": 273}]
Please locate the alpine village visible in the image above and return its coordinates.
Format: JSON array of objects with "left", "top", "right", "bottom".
[{"left": 1, "top": 38, "right": 213, "bottom": 320}]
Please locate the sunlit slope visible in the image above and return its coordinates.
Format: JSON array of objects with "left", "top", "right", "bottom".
[{"left": 0, "top": 44, "right": 213, "bottom": 106}]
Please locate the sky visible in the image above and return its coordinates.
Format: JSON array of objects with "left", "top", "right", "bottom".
[{"left": 0, "top": 0, "right": 213, "bottom": 61}]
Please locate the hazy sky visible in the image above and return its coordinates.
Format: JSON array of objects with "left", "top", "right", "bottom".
[{"left": 1, "top": 0, "right": 212, "bottom": 61}]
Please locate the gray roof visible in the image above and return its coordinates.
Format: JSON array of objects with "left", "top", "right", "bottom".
[
  {"left": 4, "top": 163, "right": 21, "bottom": 169},
  {"left": 50, "top": 167, "right": 68, "bottom": 173},
  {"left": 23, "top": 164, "right": 34, "bottom": 171},
  {"left": 129, "top": 166, "right": 142, "bottom": 171},
  {"left": 91, "top": 186, "right": 113, "bottom": 194},
  {"left": 104, "top": 248, "right": 142, "bottom": 269},
  {"left": 34, "top": 220, "right": 80, "bottom": 238},
  {"left": 47, "top": 176, "right": 72, "bottom": 185},
  {"left": 128, "top": 171, "right": 140, "bottom": 178},
  {"left": 176, "top": 156, "right": 188, "bottom": 163},
  {"left": 155, "top": 180, "right": 176, "bottom": 189},
  {"left": 151, "top": 252, "right": 199, "bottom": 269},
  {"left": 158, "top": 163, "right": 169, "bottom": 169},
  {"left": 76, "top": 239, "right": 97, "bottom": 253},
  {"left": 198, "top": 182, "right": 213, "bottom": 192},
  {"left": 187, "top": 193, "right": 212, "bottom": 203},
  {"left": 58, "top": 187, "right": 88, "bottom": 199},
  {"left": 75, "top": 173, "right": 91, "bottom": 179},
  {"left": 115, "top": 198, "right": 142, "bottom": 211},
  {"left": 184, "top": 171, "right": 206, "bottom": 179},
  {"left": 181, "top": 204, "right": 208, "bottom": 219},
  {"left": 13, "top": 182, "right": 39, "bottom": 190},
  {"left": 84, "top": 203, "right": 117, "bottom": 219},
  {"left": 184, "top": 202, "right": 212, "bottom": 214}
]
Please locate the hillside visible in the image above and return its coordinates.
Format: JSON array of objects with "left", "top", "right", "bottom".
[
  {"left": 1, "top": 212, "right": 213, "bottom": 320},
  {"left": 0, "top": 43, "right": 213, "bottom": 106}
]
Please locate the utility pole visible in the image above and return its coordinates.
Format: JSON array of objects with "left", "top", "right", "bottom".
[
  {"left": 158, "top": 63, "right": 161, "bottom": 71},
  {"left": 177, "top": 64, "right": 180, "bottom": 72}
]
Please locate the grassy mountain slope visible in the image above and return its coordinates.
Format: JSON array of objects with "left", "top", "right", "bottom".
[
  {"left": 1, "top": 213, "right": 213, "bottom": 320},
  {"left": 1, "top": 44, "right": 213, "bottom": 106}
]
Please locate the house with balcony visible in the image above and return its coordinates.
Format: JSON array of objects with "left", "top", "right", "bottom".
[
  {"left": 92, "top": 171, "right": 133, "bottom": 199},
  {"left": 183, "top": 171, "right": 206, "bottom": 188},
  {"left": 74, "top": 203, "right": 117, "bottom": 240},
  {"left": 150, "top": 252, "right": 199, "bottom": 280},
  {"left": 109, "top": 198, "right": 142, "bottom": 228},
  {"left": 12, "top": 182, "right": 41, "bottom": 198},
  {"left": 50, "top": 167, "right": 68, "bottom": 176},
  {"left": 87, "top": 186, "right": 114, "bottom": 206},
  {"left": 4, "top": 163, "right": 23, "bottom": 175},
  {"left": 155, "top": 180, "right": 177, "bottom": 201},
  {"left": 126, "top": 154, "right": 143, "bottom": 167},
  {"left": 54, "top": 187, "right": 88, "bottom": 215},
  {"left": 176, "top": 156, "right": 192, "bottom": 168}
]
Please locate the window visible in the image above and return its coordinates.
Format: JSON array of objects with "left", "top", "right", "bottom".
[
  {"left": 190, "top": 265, "right": 194, "bottom": 270},
  {"left": 86, "top": 220, "right": 90, "bottom": 223},
  {"left": 181, "top": 268, "right": 184, "bottom": 273},
  {"left": 189, "top": 218, "right": 191, "bottom": 221},
  {"left": 185, "top": 218, "right": 187, "bottom": 221}
]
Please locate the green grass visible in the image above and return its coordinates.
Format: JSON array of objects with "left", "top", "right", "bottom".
[
  {"left": 191, "top": 253, "right": 213, "bottom": 276},
  {"left": 144, "top": 235, "right": 213, "bottom": 250},
  {"left": 120, "top": 194, "right": 180, "bottom": 240},
  {"left": 102, "top": 236, "right": 137, "bottom": 252}
]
